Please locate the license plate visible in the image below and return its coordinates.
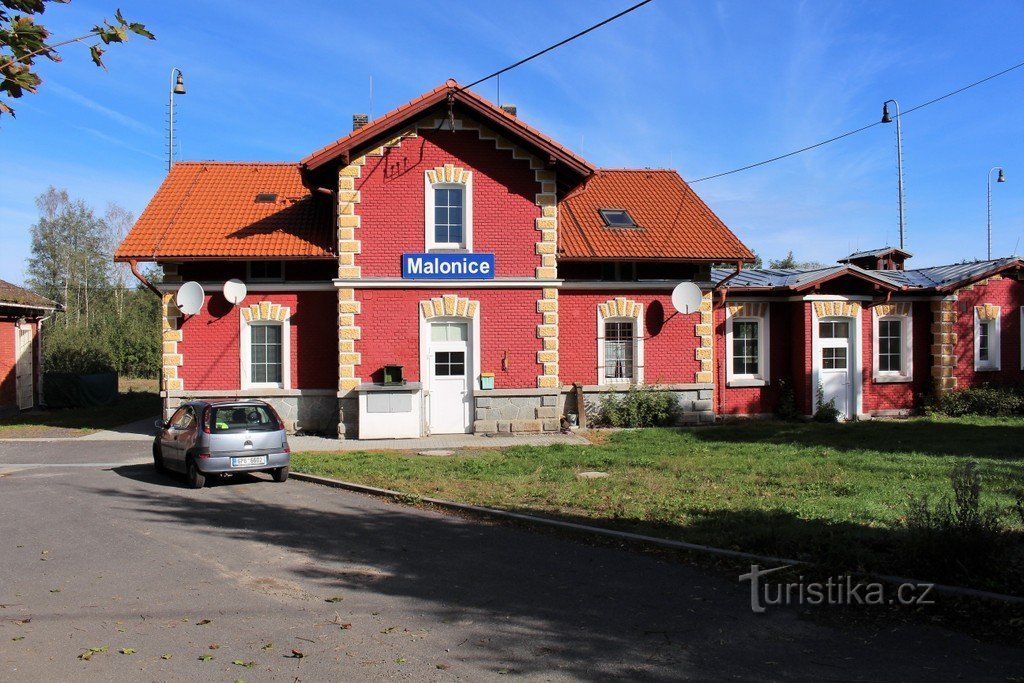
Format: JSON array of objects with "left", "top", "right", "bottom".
[{"left": 230, "top": 455, "right": 267, "bottom": 468}]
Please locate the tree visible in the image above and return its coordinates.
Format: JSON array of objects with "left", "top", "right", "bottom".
[
  {"left": 768, "top": 251, "right": 825, "bottom": 270},
  {"left": 103, "top": 202, "right": 133, "bottom": 315},
  {"left": 0, "top": 1, "right": 154, "bottom": 116}
]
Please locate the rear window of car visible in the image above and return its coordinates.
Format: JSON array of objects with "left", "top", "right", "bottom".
[{"left": 209, "top": 405, "right": 278, "bottom": 433}]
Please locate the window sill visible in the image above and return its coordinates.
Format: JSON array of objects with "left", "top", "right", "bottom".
[
  {"left": 974, "top": 366, "right": 1001, "bottom": 372},
  {"left": 872, "top": 374, "right": 912, "bottom": 384},
  {"left": 726, "top": 378, "right": 767, "bottom": 388}
]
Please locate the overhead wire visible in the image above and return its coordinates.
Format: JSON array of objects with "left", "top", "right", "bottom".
[{"left": 688, "top": 59, "right": 1024, "bottom": 184}]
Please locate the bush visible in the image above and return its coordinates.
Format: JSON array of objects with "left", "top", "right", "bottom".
[
  {"left": 43, "top": 334, "right": 115, "bottom": 374},
  {"left": 812, "top": 383, "right": 840, "bottom": 423},
  {"left": 935, "top": 385, "right": 1024, "bottom": 417},
  {"left": 776, "top": 378, "right": 799, "bottom": 420},
  {"left": 597, "top": 385, "right": 678, "bottom": 428},
  {"left": 903, "top": 461, "right": 1008, "bottom": 579}
]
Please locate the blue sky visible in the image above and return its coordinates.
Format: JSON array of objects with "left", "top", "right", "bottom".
[{"left": 2, "top": 0, "right": 1022, "bottom": 283}]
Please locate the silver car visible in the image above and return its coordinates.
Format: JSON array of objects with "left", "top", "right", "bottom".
[{"left": 153, "top": 399, "right": 290, "bottom": 488}]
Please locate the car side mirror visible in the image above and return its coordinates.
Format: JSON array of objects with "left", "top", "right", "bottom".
[{"left": 154, "top": 418, "right": 168, "bottom": 431}]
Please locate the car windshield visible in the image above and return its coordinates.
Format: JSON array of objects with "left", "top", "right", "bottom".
[{"left": 209, "top": 405, "right": 278, "bottom": 433}]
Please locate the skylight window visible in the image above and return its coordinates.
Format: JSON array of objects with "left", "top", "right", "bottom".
[
  {"left": 255, "top": 193, "right": 278, "bottom": 203},
  {"left": 599, "top": 208, "right": 637, "bottom": 228}
]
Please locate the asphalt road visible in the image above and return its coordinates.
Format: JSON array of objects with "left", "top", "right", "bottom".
[{"left": 1, "top": 440, "right": 1022, "bottom": 681}]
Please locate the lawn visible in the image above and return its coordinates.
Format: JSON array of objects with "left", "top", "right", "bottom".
[
  {"left": 0, "top": 378, "right": 159, "bottom": 438},
  {"left": 293, "top": 416, "right": 1024, "bottom": 595}
]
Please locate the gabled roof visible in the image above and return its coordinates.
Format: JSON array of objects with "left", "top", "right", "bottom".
[
  {"left": 0, "top": 279, "right": 59, "bottom": 310},
  {"left": 839, "top": 246, "right": 912, "bottom": 263},
  {"left": 558, "top": 169, "right": 755, "bottom": 261},
  {"left": 300, "top": 80, "right": 594, "bottom": 190},
  {"left": 114, "top": 162, "right": 335, "bottom": 262},
  {"left": 713, "top": 257, "right": 1024, "bottom": 293}
]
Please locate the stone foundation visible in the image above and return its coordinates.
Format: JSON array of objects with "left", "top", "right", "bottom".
[
  {"left": 473, "top": 389, "right": 562, "bottom": 434},
  {"left": 564, "top": 383, "right": 716, "bottom": 427}
]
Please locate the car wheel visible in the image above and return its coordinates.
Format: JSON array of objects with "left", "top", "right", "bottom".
[
  {"left": 152, "top": 442, "right": 166, "bottom": 473},
  {"left": 186, "top": 459, "right": 206, "bottom": 489},
  {"left": 272, "top": 466, "right": 289, "bottom": 483}
]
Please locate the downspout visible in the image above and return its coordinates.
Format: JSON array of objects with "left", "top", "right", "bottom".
[
  {"left": 712, "top": 260, "right": 744, "bottom": 416},
  {"left": 128, "top": 259, "right": 165, "bottom": 403}
]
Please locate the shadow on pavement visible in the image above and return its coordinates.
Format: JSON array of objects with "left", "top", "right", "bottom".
[
  {"left": 112, "top": 463, "right": 267, "bottom": 490},
  {"left": 88, "top": 474, "right": 1024, "bottom": 680}
]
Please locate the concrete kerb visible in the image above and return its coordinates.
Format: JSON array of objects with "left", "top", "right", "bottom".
[{"left": 291, "top": 471, "right": 1024, "bottom": 606}]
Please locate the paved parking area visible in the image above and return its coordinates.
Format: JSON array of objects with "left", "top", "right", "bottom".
[{"left": 1, "top": 439, "right": 1021, "bottom": 680}]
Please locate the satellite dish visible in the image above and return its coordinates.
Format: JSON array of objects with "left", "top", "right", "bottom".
[
  {"left": 175, "top": 281, "right": 205, "bottom": 316},
  {"left": 223, "top": 278, "right": 247, "bottom": 305},
  {"left": 671, "top": 282, "right": 703, "bottom": 315}
]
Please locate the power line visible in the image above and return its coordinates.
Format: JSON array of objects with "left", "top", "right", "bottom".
[
  {"left": 689, "top": 58, "right": 1024, "bottom": 184},
  {"left": 460, "top": 0, "right": 655, "bottom": 92}
]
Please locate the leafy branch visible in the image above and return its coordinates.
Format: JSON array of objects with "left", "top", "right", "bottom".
[{"left": 0, "top": 1, "right": 155, "bottom": 116}]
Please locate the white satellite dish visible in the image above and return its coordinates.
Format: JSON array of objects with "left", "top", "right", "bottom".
[
  {"left": 175, "top": 281, "right": 205, "bottom": 316},
  {"left": 671, "top": 281, "right": 703, "bottom": 314},
  {"left": 223, "top": 278, "right": 247, "bottom": 305}
]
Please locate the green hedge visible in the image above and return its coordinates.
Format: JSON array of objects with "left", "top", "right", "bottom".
[{"left": 933, "top": 385, "right": 1024, "bottom": 418}]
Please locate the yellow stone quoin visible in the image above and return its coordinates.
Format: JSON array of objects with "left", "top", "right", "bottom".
[{"left": 695, "top": 291, "right": 714, "bottom": 384}]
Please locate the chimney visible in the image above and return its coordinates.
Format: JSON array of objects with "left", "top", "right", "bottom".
[
  {"left": 352, "top": 113, "right": 369, "bottom": 131},
  {"left": 500, "top": 104, "right": 517, "bottom": 118}
]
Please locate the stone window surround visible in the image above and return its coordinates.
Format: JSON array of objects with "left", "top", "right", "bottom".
[
  {"left": 596, "top": 298, "right": 644, "bottom": 386},
  {"left": 725, "top": 302, "right": 770, "bottom": 388},
  {"left": 424, "top": 165, "right": 473, "bottom": 251},
  {"left": 974, "top": 304, "right": 1001, "bottom": 371},
  {"left": 239, "top": 301, "right": 292, "bottom": 390},
  {"left": 872, "top": 303, "right": 913, "bottom": 383}
]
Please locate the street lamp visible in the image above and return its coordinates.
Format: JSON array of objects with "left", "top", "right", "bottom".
[
  {"left": 168, "top": 68, "right": 186, "bottom": 172},
  {"left": 987, "top": 166, "right": 1006, "bottom": 260},
  {"left": 881, "top": 99, "right": 906, "bottom": 250}
]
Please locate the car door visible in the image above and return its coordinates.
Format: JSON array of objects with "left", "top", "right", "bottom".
[{"left": 162, "top": 406, "right": 192, "bottom": 472}]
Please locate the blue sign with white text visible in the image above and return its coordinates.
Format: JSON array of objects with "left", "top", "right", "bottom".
[{"left": 402, "top": 253, "right": 495, "bottom": 280}]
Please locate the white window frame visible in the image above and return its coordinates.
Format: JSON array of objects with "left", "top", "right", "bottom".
[
  {"left": 240, "top": 317, "right": 291, "bottom": 390},
  {"left": 247, "top": 261, "right": 285, "bottom": 282},
  {"left": 872, "top": 309, "right": 913, "bottom": 383},
  {"left": 974, "top": 307, "right": 1001, "bottom": 371},
  {"left": 725, "top": 308, "right": 770, "bottom": 387},
  {"left": 597, "top": 314, "right": 644, "bottom": 386},
  {"left": 425, "top": 176, "right": 473, "bottom": 251}
]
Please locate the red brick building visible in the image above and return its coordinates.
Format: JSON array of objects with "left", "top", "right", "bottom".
[
  {"left": 115, "top": 81, "right": 1024, "bottom": 435},
  {"left": 0, "top": 280, "right": 59, "bottom": 416}
]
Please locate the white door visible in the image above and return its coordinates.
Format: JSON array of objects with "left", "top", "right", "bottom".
[
  {"left": 15, "top": 324, "right": 33, "bottom": 410},
  {"left": 818, "top": 319, "right": 853, "bottom": 419},
  {"left": 428, "top": 321, "right": 471, "bottom": 434}
]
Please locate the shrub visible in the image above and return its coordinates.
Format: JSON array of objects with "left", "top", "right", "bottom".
[
  {"left": 43, "top": 334, "right": 115, "bottom": 374},
  {"left": 935, "top": 385, "right": 1024, "bottom": 417},
  {"left": 597, "top": 385, "right": 678, "bottom": 428},
  {"left": 903, "top": 461, "right": 1008, "bottom": 579},
  {"left": 776, "top": 378, "right": 799, "bottom": 421},
  {"left": 812, "top": 383, "right": 840, "bottom": 423}
]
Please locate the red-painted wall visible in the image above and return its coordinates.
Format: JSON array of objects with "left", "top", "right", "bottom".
[
  {"left": 559, "top": 290, "right": 701, "bottom": 385},
  {"left": 859, "top": 301, "right": 932, "bottom": 414},
  {"left": 716, "top": 301, "right": 795, "bottom": 415},
  {"left": 953, "top": 276, "right": 1024, "bottom": 388},
  {"left": 0, "top": 320, "right": 17, "bottom": 408},
  {"left": 355, "top": 288, "right": 542, "bottom": 388},
  {"left": 178, "top": 291, "right": 337, "bottom": 391},
  {"left": 356, "top": 128, "right": 542, "bottom": 278}
]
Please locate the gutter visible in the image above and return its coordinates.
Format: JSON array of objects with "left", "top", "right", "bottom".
[{"left": 129, "top": 259, "right": 163, "bottom": 298}]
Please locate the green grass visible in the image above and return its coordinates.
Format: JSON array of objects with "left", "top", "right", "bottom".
[
  {"left": 0, "top": 390, "right": 160, "bottom": 437},
  {"left": 293, "top": 417, "right": 1024, "bottom": 594}
]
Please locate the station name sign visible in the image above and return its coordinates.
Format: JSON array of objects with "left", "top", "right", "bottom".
[{"left": 401, "top": 253, "right": 495, "bottom": 280}]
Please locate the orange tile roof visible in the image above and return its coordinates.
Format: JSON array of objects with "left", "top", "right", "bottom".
[
  {"left": 558, "top": 169, "right": 754, "bottom": 261},
  {"left": 301, "top": 80, "right": 593, "bottom": 184},
  {"left": 114, "top": 162, "right": 334, "bottom": 261}
]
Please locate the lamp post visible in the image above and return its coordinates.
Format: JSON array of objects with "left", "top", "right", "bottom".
[
  {"left": 987, "top": 166, "right": 1006, "bottom": 260},
  {"left": 881, "top": 99, "right": 905, "bottom": 249},
  {"left": 168, "top": 68, "right": 186, "bottom": 172}
]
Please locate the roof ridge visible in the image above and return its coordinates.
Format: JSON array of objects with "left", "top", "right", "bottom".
[
  {"left": 595, "top": 167, "right": 680, "bottom": 173},
  {"left": 172, "top": 161, "right": 298, "bottom": 166}
]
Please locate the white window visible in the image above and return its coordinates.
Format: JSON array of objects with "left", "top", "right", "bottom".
[
  {"left": 597, "top": 311, "right": 644, "bottom": 386},
  {"left": 872, "top": 309, "right": 913, "bottom": 382},
  {"left": 974, "top": 307, "right": 1001, "bottom": 371},
  {"left": 425, "top": 174, "right": 473, "bottom": 251},
  {"left": 241, "top": 319, "right": 291, "bottom": 389},
  {"left": 725, "top": 309, "right": 769, "bottom": 387},
  {"left": 248, "top": 261, "right": 285, "bottom": 282}
]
